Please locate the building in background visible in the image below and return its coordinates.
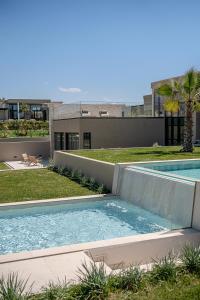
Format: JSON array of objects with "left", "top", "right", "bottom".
[
  {"left": 0, "top": 99, "right": 62, "bottom": 121},
  {"left": 150, "top": 75, "right": 200, "bottom": 146},
  {"left": 51, "top": 103, "right": 133, "bottom": 119}
]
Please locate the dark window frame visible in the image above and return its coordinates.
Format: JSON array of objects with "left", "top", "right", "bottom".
[
  {"left": 83, "top": 132, "right": 91, "bottom": 149},
  {"left": 66, "top": 132, "right": 80, "bottom": 150},
  {"left": 54, "top": 132, "right": 64, "bottom": 150}
]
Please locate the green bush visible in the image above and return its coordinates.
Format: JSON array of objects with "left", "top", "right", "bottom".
[
  {"left": 150, "top": 253, "right": 177, "bottom": 283},
  {"left": 36, "top": 281, "right": 69, "bottom": 300},
  {"left": 181, "top": 245, "right": 200, "bottom": 274},
  {"left": 0, "top": 272, "right": 32, "bottom": 300},
  {"left": 0, "top": 120, "right": 49, "bottom": 138},
  {"left": 77, "top": 261, "right": 109, "bottom": 300},
  {"left": 108, "top": 266, "right": 143, "bottom": 292},
  {"left": 48, "top": 163, "right": 110, "bottom": 194}
]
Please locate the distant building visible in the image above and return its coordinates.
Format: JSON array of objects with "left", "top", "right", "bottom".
[
  {"left": 0, "top": 99, "right": 62, "bottom": 121},
  {"left": 51, "top": 103, "right": 133, "bottom": 119}
]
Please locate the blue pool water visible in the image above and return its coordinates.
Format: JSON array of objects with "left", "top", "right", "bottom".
[
  {"left": 0, "top": 197, "right": 175, "bottom": 254},
  {"left": 163, "top": 168, "right": 200, "bottom": 179},
  {"left": 141, "top": 160, "right": 200, "bottom": 180}
]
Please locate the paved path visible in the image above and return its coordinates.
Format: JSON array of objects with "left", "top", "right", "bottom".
[
  {"left": 5, "top": 160, "right": 48, "bottom": 170},
  {"left": 0, "top": 251, "right": 95, "bottom": 293}
]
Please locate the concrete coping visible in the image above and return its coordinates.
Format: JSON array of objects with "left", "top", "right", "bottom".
[
  {"left": 0, "top": 194, "right": 111, "bottom": 210},
  {"left": 0, "top": 229, "right": 196, "bottom": 265},
  {"left": 58, "top": 151, "right": 115, "bottom": 166}
]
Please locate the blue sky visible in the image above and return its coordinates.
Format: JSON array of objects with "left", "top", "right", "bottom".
[{"left": 0, "top": 0, "right": 200, "bottom": 104}]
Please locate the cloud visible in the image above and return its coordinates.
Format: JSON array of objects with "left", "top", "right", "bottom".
[{"left": 58, "top": 87, "right": 82, "bottom": 93}]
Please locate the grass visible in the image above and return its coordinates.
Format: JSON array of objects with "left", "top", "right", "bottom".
[
  {"left": 0, "top": 168, "right": 96, "bottom": 203},
  {"left": 0, "top": 162, "right": 9, "bottom": 170},
  {"left": 70, "top": 146, "right": 200, "bottom": 163}
]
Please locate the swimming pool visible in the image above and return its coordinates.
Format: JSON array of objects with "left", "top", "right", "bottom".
[
  {"left": 0, "top": 197, "right": 177, "bottom": 255},
  {"left": 140, "top": 160, "right": 200, "bottom": 180}
]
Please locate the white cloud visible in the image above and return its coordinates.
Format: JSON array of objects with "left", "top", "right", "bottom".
[{"left": 58, "top": 87, "right": 82, "bottom": 93}]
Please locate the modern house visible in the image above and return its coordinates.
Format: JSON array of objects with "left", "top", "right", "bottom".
[
  {"left": 52, "top": 116, "right": 165, "bottom": 151},
  {"left": 0, "top": 99, "right": 62, "bottom": 121},
  {"left": 50, "top": 102, "right": 165, "bottom": 151},
  {"left": 50, "top": 74, "right": 200, "bottom": 151}
]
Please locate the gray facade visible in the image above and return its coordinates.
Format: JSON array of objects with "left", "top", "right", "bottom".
[{"left": 51, "top": 117, "right": 165, "bottom": 151}]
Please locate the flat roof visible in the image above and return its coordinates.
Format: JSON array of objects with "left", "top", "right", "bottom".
[
  {"left": 151, "top": 75, "right": 183, "bottom": 88},
  {"left": 7, "top": 99, "right": 51, "bottom": 104},
  {"left": 53, "top": 116, "right": 164, "bottom": 121}
]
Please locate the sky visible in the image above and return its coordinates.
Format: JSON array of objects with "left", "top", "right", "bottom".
[{"left": 0, "top": 0, "right": 200, "bottom": 104}]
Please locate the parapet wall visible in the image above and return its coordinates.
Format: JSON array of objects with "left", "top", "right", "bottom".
[{"left": 53, "top": 151, "right": 115, "bottom": 190}]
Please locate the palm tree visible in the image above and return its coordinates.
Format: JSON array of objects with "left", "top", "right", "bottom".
[{"left": 157, "top": 69, "right": 200, "bottom": 152}]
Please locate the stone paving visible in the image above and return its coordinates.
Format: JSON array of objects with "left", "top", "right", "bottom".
[{"left": 5, "top": 160, "right": 48, "bottom": 170}]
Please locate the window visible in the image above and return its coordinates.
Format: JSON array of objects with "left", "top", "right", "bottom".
[
  {"left": 66, "top": 133, "right": 79, "bottom": 150},
  {"left": 165, "top": 117, "right": 184, "bottom": 146},
  {"left": 83, "top": 132, "right": 91, "bottom": 149},
  {"left": 54, "top": 132, "right": 64, "bottom": 150},
  {"left": 99, "top": 111, "right": 109, "bottom": 117},
  {"left": 8, "top": 104, "right": 18, "bottom": 119},
  {"left": 81, "top": 110, "right": 90, "bottom": 116}
]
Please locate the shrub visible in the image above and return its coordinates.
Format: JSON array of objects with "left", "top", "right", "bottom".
[
  {"left": 88, "top": 178, "right": 98, "bottom": 190},
  {"left": 0, "top": 272, "right": 32, "bottom": 300},
  {"left": 150, "top": 252, "right": 177, "bottom": 283},
  {"left": 108, "top": 266, "right": 143, "bottom": 292},
  {"left": 77, "top": 261, "right": 109, "bottom": 299},
  {"left": 181, "top": 245, "right": 200, "bottom": 274},
  {"left": 37, "top": 280, "right": 69, "bottom": 300},
  {"left": 80, "top": 176, "right": 90, "bottom": 187}
]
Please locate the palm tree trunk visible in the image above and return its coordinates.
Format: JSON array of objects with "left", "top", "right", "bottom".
[{"left": 182, "top": 99, "right": 193, "bottom": 152}]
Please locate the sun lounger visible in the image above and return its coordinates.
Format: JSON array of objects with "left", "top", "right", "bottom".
[
  {"left": 21, "top": 153, "right": 30, "bottom": 165},
  {"left": 29, "top": 155, "right": 41, "bottom": 166}
]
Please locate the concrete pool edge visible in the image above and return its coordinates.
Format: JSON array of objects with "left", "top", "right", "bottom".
[
  {"left": 0, "top": 193, "right": 178, "bottom": 264},
  {"left": 0, "top": 193, "right": 112, "bottom": 209},
  {"left": 1, "top": 228, "right": 200, "bottom": 266}
]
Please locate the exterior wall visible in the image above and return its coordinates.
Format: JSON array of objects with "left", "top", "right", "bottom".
[
  {"left": 53, "top": 151, "right": 115, "bottom": 190},
  {"left": 0, "top": 137, "right": 50, "bottom": 161},
  {"left": 143, "top": 94, "right": 153, "bottom": 116},
  {"left": 0, "top": 110, "right": 8, "bottom": 120},
  {"left": 52, "top": 117, "right": 165, "bottom": 150},
  {"left": 79, "top": 117, "right": 165, "bottom": 149},
  {"left": 52, "top": 103, "right": 132, "bottom": 119}
]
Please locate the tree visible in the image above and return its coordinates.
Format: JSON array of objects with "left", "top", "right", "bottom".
[
  {"left": 157, "top": 69, "right": 200, "bottom": 152},
  {"left": 20, "top": 103, "right": 29, "bottom": 119}
]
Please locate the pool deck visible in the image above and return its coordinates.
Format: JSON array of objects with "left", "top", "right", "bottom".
[
  {"left": 0, "top": 251, "right": 111, "bottom": 293},
  {"left": 1, "top": 228, "right": 200, "bottom": 293}
]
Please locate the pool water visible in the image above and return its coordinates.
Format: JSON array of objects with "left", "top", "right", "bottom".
[
  {"left": 0, "top": 197, "right": 175, "bottom": 254},
  {"left": 142, "top": 160, "right": 200, "bottom": 180},
  {"left": 162, "top": 168, "right": 200, "bottom": 179}
]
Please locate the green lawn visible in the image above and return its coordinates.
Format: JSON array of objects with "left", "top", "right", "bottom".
[
  {"left": 71, "top": 146, "right": 200, "bottom": 163},
  {"left": 0, "top": 162, "right": 9, "bottom": 170},
  {"left": 0, "top": 169, "right": 96, "bottom": 203}
]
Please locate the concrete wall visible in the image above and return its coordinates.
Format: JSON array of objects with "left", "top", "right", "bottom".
[
  {"left": 88, "top": 229, "right": 200, "bottom": 267},
  {"left": 0, "top": 137, "right": 50, "bottom": 161},
  {"left": 119, "top": 167, "right": 195, "bottom": 227},
  {"left": 52, "top": 117, "right": 165, "bottom": 150},
  {"left": 53, "top": 151, "right": 115, "bottom": 190}
]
